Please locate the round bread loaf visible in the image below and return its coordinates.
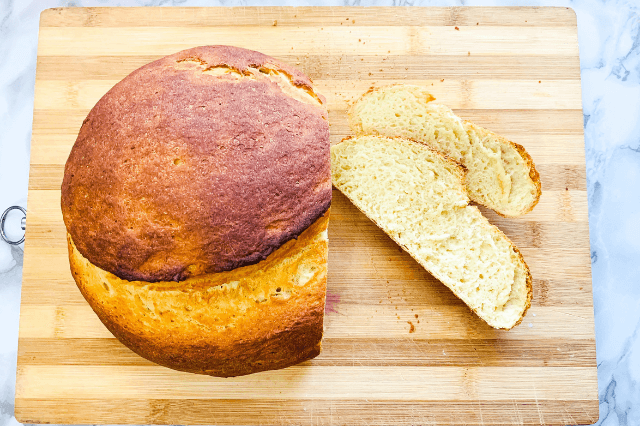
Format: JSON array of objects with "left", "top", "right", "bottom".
[
  {"left": 61, "top": 46, "right": 331, "bottom": 377},
  {"left": 62, "top": 45, "right": 331, "bottom": 282}
]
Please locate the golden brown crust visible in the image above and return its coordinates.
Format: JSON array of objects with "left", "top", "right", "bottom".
[
  {"left": 68, "top": 211, "right": 329, "bottom": 377},
  {"left": 508, "top": 139, "right": 543, "bottom": 217},
  {"left": 465, "top": 204, "right": 533, "bottom": 330},
  {"left": 504, "top": 243, "right": 534, "bottom": 330},
  {"left": 462, "top": 120, "right": 542, "bottom": 218},
  {"left": 62, "top": 46, "right": 331, "bottom": 282}
]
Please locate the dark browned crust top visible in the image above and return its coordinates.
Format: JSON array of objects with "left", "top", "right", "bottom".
[{"left": 61, "top": 46, "right": 331, "bottom": 282}]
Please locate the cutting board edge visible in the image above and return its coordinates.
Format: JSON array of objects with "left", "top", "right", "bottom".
[{"left": 17, "top": 5, "right": 596, "bottom": 426}]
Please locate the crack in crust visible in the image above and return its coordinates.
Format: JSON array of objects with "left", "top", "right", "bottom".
[{"left": 176, "top": 54, "right": 325, "bottom": 107}]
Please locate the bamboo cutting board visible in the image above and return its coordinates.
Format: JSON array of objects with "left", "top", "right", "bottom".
[{"left": 16, "top": 6, "right": 598, "bottom": 425}]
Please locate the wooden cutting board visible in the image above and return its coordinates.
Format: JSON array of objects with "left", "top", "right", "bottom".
[{"left": 16, "top": 6, "right": 598, "bottom": 425}]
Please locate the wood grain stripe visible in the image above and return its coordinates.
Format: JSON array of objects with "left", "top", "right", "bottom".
[
  {"left": 18, "top": 305, "right": 595, "bottom": 340},
  {"left": 33, "top": 79, "right": 583, "bottom": 111},
  {"left": 16, "top": 364, "right": 597, "bottom": 400},
  {"left": 17, "top": 338, "right": 596, "bottom": 367},
  {"left": 40, "top": 7, "right": 579, "bottom": 28},
  {"left": 36, "top": 55, "right": 582, "bottom": 80},
  {"left": 37, "top": 26, "right": 579, "bottom": 57},
  {"left": 13, "top": 398, "right": 599, "bottom": 426}
]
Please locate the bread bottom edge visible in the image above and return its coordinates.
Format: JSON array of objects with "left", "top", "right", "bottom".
[{"left": 68, "top": 211, "right": 330, "bottom": 377}]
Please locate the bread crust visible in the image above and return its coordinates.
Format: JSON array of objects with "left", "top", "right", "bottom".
[
  {"left": 462, "top": 120, "right": 542, "bottom": 218},
  {"left": 332, "top": 136, "right": 532, "bottom": 330},
  {"left": 62, "top": 45, "right": 331, "bottom": 282},
  {"left": 68, "top": 211, "right": 330, "bottom": 377},
  {"left": 504, "top": 243, "right": 534, "bottom": 329}
]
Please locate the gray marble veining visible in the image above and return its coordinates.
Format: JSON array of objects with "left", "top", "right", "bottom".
[{"left": 1, "top": 1, "right": 639, "bottom": 425}]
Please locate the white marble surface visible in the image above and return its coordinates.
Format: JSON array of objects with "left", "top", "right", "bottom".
[{"left": 1, "top": 0, "right": 639, "bottom": 425}]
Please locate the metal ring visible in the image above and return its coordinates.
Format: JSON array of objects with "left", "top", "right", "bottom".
[{"left": 1, "top": 206, "right": 26, "bottom": 245}]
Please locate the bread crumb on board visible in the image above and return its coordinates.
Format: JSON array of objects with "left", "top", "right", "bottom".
[{"left": 407, "top": 321, "right": 416, "bottom": 333}]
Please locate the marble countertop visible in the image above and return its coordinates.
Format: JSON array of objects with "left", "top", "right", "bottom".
[{"left": 1, "top": 1, "right": 639, "bottom": 425}]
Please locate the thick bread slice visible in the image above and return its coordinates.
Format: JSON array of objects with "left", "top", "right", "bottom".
[
  {"left": 348, "top": 84, "right": 541, "bottom": 217},
  {"left": 331, "top": 136, "right": 532, "bottom": 329}
]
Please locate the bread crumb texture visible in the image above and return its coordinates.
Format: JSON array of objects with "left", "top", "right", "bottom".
[
  {"left": 331, "top": 136, "right": 531, "bottom": 329},
  {"left": 348, "top": 84, "right": 541, "bottom": 217},
  {"left": 69, "top": 211, "right": 330, "bottom": 377}
]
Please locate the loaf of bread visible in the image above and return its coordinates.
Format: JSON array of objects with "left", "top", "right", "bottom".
[
  {"left": 331, "top": 135, "right": 532, "bottom": 329},
  {"left": 348, "top": 84, "right": 541, "bottom": 217},
  {"left": 61, "top": 46, "right": 331, "bottom": 376}
]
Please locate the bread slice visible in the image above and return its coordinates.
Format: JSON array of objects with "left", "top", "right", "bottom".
[
  {"left": 331, "top": 135, "right": 532, "bottom": 329},
  {"left": 348, "top": 84, "right": 541, "bottom": 217}
]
